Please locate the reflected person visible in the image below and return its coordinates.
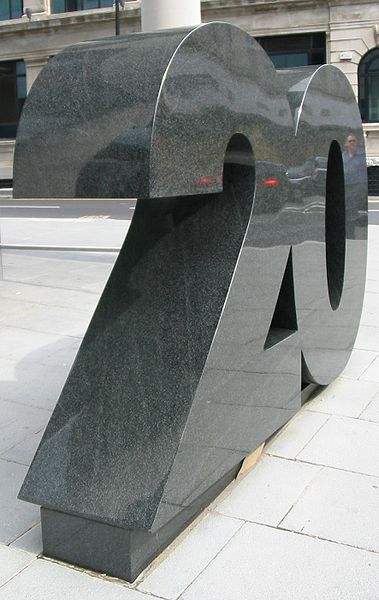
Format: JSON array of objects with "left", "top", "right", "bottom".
[{"left": 342, "top": 133, "right": 367, "bottom": 237}]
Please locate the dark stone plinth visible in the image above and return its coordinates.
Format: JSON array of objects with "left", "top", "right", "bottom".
[
  {"left": 41, "top": 465, "right": 239, "bottom": 582},
  {"left": 14, "top": 22, "right": 367, "bottom": 581}
]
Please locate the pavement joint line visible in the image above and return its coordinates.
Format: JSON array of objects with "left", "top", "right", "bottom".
[
  {"left": 0, "top": 244, "right": 120, "bottom": 253},
  {"left": 6, "top": 522, "right": 40, "bottom": 547},
  {"left": 305, "top": 407, "right": 377, "bottom": 422},
  {"left": 293, "top": 413, "right": 331, "bottom": 459},
  {"left": 173, "top": 518, "right": 246, "bottom": 600},
  {"left": 0, "top": 293, "right": 93, "bottom": 310},
  {"left": 0, "top": 279, "right": 105, "bottom": 296},
  {"left": 202, "top": 518, "right": 379, "bottom": 556},
  {"left": 276, "top": 464, "right": 324, "bottom": 528},
  {"left": 0, "top": 321, "right": 85, "bottom": 339},
  {"left": 264, "top": 452, "right": 379, "bottom": 479},
  {"left": 0, "top": 397, "right": 55, "bottom": 412},
  {"left": 0, "top": 205, "right": 60, "bottom": 209},
  {"left": 358, "top": 354, "right": 379, "bottom": 378},
  {"left": 0, "top": 558, "right": 37, "bottom": 590},
  {"left": 275, "top": 523, "right": 379, "bottom": 555}
]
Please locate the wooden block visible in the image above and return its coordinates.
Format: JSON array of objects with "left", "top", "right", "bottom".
[{"left": 237, "top": 442, "right": 265, "bottom": 479}]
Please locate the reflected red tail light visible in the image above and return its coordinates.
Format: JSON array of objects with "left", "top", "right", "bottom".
[
  {"left": 195, "top": 176, "right": 213, "bottom": 186},
  {"left": 261, "top": 177, "right": 279, "bottom": 186}
]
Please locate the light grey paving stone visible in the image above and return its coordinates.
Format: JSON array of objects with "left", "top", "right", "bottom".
[
  {"left": 280, "top": 467, "right": 379, "bottom": 552},
  {"left": 0, "top": 559, "right": 160, "bottom": 600},
  {"left": 305, "top": 377, "right": 379, "bottom": 418},
  {"left": 180, "top": 523, "right": 379, "bottom": 600},
  {"left": 360, "top": 293, "right": 379, "bottom": 327},
  {"left": 340, "top": 349, "right": 377, "bottom": 380},
  {"left": 10, "top": 524, "right": 42, "bottom": 555},
  {"left": 297, "top": 415, "right": 379, "bottom": 476},
  {"left": 2, "top": 250, "right": 114, "bottom": 294},
  {"left": 0, "top": 280, "right": 100, "bottom": 312},
  {"left": 216, "top": 455, "right": 321, "bottom": 526},
  {"left": 1, "top": 431, "right": 44, "bottom": 467},
  {"left": 3, "top": 303, "right": 91, "bottom": 338},
  {"left": 0, "top": 217, "right": 128, "bottom": 248},
  {"left": 0, "top": 298, "right": 35, "bottom": 325},
  {"left": 0, "top": 399, "right": 50, "bottom": 454},
  {"left": 0, "top": 357, "right": 67, "bottom": 410},
  {"left": 265, "top": 410, "right": 329, "bottom": 460},
  {"left": 38, "top": 337, "right": 81, "bottom": 368},
  {"left": 366, "top": 270, "right": 379, "bottom": 282},
  {"left": 0, "top": 326, "right": 81, "bottom": 363},
  {"left": 360, "top": 355, "right": 379, "bottom": 383},
  {"left": 360, "top": 392, "right": 379, "bottom": 422},
  {"left": 365, "top": 278, "right": 379, "bottom": 294},
  {"left": 0, "top": 459, "right": 40, "bottom": 544},
  {"left": 138, "top": 513, "right": 242, "bottom": 599},
  {"left": 355, "top": 325, "right": 379, "bottom": 352},
  {"left": 0, "top": 544, "right": 35, "bottom": 586}
]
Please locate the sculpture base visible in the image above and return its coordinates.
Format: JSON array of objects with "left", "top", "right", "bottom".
[{"left": 40, "top": 465, "right": 240, "bottom": 582}]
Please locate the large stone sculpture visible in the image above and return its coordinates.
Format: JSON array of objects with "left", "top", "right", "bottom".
[{"left": 14, "top": 22, "right": 367, "bottom": 581}]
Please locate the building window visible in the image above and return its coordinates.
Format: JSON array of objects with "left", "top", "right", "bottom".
[
  {"left": 0, "top": 0, "right": 23, "bottom": 20},
  {"left": 0, "top": 61, "right": 26, "bottom": 139},
  {"left": 51, "top": 0, "right": 114, "bottom": 12},
  {"left": 256, "top": 32, "right": 326, "bottom": 69},
  {"left": 359, "top": 49, "right": 379, "bottom": 122}
]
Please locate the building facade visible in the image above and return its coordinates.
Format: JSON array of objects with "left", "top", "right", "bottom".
[{"left": 1, "top": 0, "right": 378, "bottom": 191}]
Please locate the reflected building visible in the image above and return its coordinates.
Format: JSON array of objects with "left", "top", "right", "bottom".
[{"left": 0, "top": 0, "right": 379, "bottom": 193}]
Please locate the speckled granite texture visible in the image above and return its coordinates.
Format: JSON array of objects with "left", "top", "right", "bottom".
[{"left": 14, "top": 22, "right": 367, "bottom": 581}]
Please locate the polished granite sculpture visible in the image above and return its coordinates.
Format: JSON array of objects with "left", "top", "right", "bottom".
[{"left": 14, "top": 22, "right": 367, "bottom": 581}]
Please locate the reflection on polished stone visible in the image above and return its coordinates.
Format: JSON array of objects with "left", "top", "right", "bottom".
[{"left": 14, "top": 22, "right": 367, "bottom": 581}]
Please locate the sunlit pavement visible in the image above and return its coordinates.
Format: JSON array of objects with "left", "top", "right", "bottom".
[{"left": 0, "top": 210, "right": 378, "bottom": 599}]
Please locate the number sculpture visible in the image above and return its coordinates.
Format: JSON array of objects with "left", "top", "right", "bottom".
[{"left": 14, "top": 22, "right": 367, "bottom": 581}]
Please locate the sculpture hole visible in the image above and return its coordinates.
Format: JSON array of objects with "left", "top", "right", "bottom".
[
  {"left": 325, "top": 140, "right": 346, "bottom": 311},
  {"left": 264, "top": 248, "right": 298, "bottom": 350}
]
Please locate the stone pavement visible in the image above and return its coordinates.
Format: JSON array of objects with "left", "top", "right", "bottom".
[{"left": 0, "top": 219, "right": 378, "bottom": 599}]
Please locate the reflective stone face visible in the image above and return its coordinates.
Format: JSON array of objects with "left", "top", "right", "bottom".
[{"left": 14, "top": 22, "right": 367, "bottom": 581}]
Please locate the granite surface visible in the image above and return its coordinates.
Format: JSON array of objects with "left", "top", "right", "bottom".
[{"left": 15, "top": 22, "right": 367, "bottom": 580}]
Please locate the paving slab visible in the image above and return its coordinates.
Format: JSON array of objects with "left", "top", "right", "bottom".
[
  {"left": 180, "top": 523, "right": 379, "bottom": 600},
  {"left": 354, "top": 325, "right": 379, "bottom": 351},
  {"left": 138, "top": 513, "right": 242, "bottom": 600},
  {"left": 297, "top": 415, "right": 379, "bottom": 476},
  {"left": 0, "top": 279, "right": 100, "bottom": 312},
  {"left": 359, "top": 392, "right": 379, "bottom": 422},
  {"left": 360, "top": 355, "right": 379, "bottom": 382},
  {"left": 216, "top": 455, "right": 321, "bottom": 526},
  {"left": 264, "top": 410, "right": 329, "bottom": 459},
  {"left": 365, "top": 278, "right": 379, "bottom": 293},
  {"left": 0, "top": 459, "right": 40, "bottom": 544},
  {"left": 366, "top": 269, "right": 379, "bottom": 282},
  {"left": 1, "top": 250, "right": 115, "bottom": 293},
  {"left": 0, "top": 559, "right": 159, "bottom": 600},
  {"left": 10, "top": 523, "right": 42, "bottom": 555},
  {"left": 304, "top": 377, "right": 379, "bottom": 418},
  {"left": 0, "top": 220, "right": 378, "bottom": 598},
  {"left": 3, "top": 302, "right": 91, "bottom": 338},
  {"left": 0, "top": 217, "right": 129, "bottom": 248},
  {"left": 0, "top": 298, "right": 35, "bottom": 324},
  {"left": 0, "top": 325, "right": 81, "bottom": 364},
  {"left": 340, "top": 348, "right": 378, "bottom": 380},
  {"left": 280, "top": 467, "right": 379, "bottom": 552},
  {"left": 0, "top": 398, "right": 50, "bottom": 455},
  {"left": 360, "top": 292, "right": 379, "bottom": 327},
  {"left": 1, "top": 431, "right": 45, "bottom": 467},
  {"left": 0, "top": 544, "right": 35, "bottom": 586},
  {"left": 0, "top": 356, "right": 67, "bottom": 410}
]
